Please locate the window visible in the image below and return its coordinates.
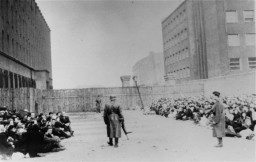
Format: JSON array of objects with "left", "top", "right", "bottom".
[
  {"left": 248, "top": 57, "right": 256, "bottom": 69},
  {"left": 228, "top": 34, "right": 240, "bottom": 46},
  {"left": 226, "top": 10, "right": 238, "bottom": 23},
  {"left": 245, "top": 33, "right": 255, "bottom": 46},
  {"left": 229, "top": 58, "right": 240, "bottom": 70},
  {"left": 243, "top": 10, "right": 254, "bottom": 22}
]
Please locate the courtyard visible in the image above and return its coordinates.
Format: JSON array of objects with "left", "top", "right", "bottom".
[{"left": 10, "top": 110, "right": 255, "bottom": 162}]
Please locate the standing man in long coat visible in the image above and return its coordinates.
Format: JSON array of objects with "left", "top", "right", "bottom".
[
  {"left": 103, "top": 96, "right": 124, "bottom": 148},
  {"left": 212, "top": 91, "right": 225, "bottom": 147}
]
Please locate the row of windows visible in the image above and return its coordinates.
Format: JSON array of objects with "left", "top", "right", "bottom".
[
  {"left": 165, "top": 47, "right": 189, "bottom": 64},
  {"left": 0, "top": 0, "right": 49, "bottom": 54},
  {"left": 229, "top": 57, "right": 256, "bottom": 70},
  {"left": 0, "top": 1, "right": 50, "bottom": 71},
  {"left": 163, "top": 19, "right": 187, "bottom": 37},
  {"left": 164, "top": 27, "right": 188, "bottom": 46},
  {"left": 167, "top": 67, "right": 190, "bottom": 79},
  {"left": 1, "top": 14, "right": 48, "bottom": 54},
  {"left": 0, "top": 30, "right": 45, "bottom": 70},
  {"left": 163, "top": 8, "right": 186, "bottom": 30},
  {"left": 227, "top": 33, "right": 255, "bottom": 46},
  {"left": 226, "top": 10, "right": 254, "bottom": 23}
]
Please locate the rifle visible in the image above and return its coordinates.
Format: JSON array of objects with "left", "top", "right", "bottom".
[{"left": 120, "top": 120, "right": 132, "bottom": 140}]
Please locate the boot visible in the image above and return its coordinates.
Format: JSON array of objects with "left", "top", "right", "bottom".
[
  {"left": 114, "top": 138, "right": 118, "bottom": 148},
  {"left": 215, "top": 138, "right": 223, "bottom": 147},
  {"left": 108, "top": 138, "right": 113, "bottom": 146}
]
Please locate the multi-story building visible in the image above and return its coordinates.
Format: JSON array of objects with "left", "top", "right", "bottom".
[
  {"left": 162, "top": 0, "right": 255, "bottom": 83},
  {"left": 132, "top": 52, "right": 165, "bottom": 86},
  {"left": 0, "top": 0, "right": 52, "bottom": 89}
]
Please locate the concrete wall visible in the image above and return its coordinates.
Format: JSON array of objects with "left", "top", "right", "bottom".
[
  {"left": 0, "top": 88, "right": 33, "bottom": 112},
  {"left": 36, "top": 83, "right": 203, "bottom": 114},
  {"left": 1, "top": 71, "right": 255, "bottom": 113},
  {"left": 0, "top": 83, "right": 204, "bottom": 114},
  {"left": 182, "top": 71, "right": 256, "bottom": 97},
  {"left": 203, "top": 0, "right": 229, "bottom": 78}
]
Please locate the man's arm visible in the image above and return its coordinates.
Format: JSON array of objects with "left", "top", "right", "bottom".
[{"left": 118, "top": 106, "right": 124, "bottom": 121}]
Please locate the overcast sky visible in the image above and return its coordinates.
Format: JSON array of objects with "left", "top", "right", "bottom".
[{"left": 36, "top": 0, "right": 183, "bottom": 89}]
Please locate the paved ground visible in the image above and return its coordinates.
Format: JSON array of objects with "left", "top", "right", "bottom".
[{"left": 10, "top": 110, "right": 256, "bottom": 161}]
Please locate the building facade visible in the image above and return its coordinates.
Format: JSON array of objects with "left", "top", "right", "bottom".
[
  {"left": 132, "top": 52, "right": 165, "bottom": 86},
  {"left": 162, "top": 0, "right": 255, "bottom": 83},
  {"left": 0, "top": 0, "right": 52, "bottom": 89}
]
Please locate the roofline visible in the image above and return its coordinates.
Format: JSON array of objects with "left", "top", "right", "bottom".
[
  {"left": 161, "top": 0, "right": 187, "bottom": 24},
  {"left": 34, "top": 0, "right": 51, "bottom": 31}
]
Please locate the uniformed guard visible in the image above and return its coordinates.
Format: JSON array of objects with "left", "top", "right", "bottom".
[
  {"left": 95, "top": 95, "right": 102, "bottom": 113},
  {"left": 103, "top": 96, "right": 124, "bottom": 148}
]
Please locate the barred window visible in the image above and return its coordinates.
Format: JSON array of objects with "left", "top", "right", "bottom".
[
  {"left": 228, "top": 34, "right": 240, "bottom": 46},
  {"left": 243, "top": 10, "right": 254, "bottom": 22},
  {"left": 226, "top": 10, "right": 238, "bottom": 23},
  {"left": 230, "top": 58, "right": 240, "bottom": 70},
  {"left": 245, "top": 33, "right": 255, "bottom": 46},
  {"left": 248, "top": 57, "right": 256, "bottom": 69}
]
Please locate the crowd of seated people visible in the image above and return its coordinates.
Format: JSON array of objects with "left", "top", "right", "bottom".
[
  {"left": 150, "top": 94, "right": 256, "bottom": 140},
  {"left": 0, "top": 107, "right": 74, "bottom": 160}
]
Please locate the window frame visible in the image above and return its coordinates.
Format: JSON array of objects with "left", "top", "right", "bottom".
[
  {"left": 248, "top": 57, "right": 256, "bottom": 69},
  {"left": 226, "top": 10, "right": 238, "bottom": 23},
  {"left": 243, "top": 10, "right": 254, "bottom": 22},
  {"left": 245, "top": 33, "right": 256, "bottom": 46},
  {"left": 227, "top": 34, "right": 240, "bottom": 46},
  {"left": 229, "top": 58, "right": 241, "bottom": 70}
]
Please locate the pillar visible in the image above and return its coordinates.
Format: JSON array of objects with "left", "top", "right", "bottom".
[{"left": 0, "top": 69, "right": 3, "bottom": 88}]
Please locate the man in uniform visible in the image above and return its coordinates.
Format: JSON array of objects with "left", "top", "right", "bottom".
[
  {"left": 103, "top": 96, "right": 124, "bottom": 148},
  {"left": 95, "top": 95, "right": 102, "bottom": 113},
  {"left": 211, "top": 91, "right": 225, "bottom": 147}
]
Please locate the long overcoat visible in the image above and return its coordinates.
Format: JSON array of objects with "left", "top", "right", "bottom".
[
  {"left": 103, "top": 104, "right": 124, "bottom": 138},
  {"left": 212, "top": 101, "right": 226, "bottom": 137},
  {"left": 96, "top": 99, "right": 101, "bottom": 112}
]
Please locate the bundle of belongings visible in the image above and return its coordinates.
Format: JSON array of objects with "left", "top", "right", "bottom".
[{"left": 0, "top": 106, "right": 74, "bottom": 160}]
